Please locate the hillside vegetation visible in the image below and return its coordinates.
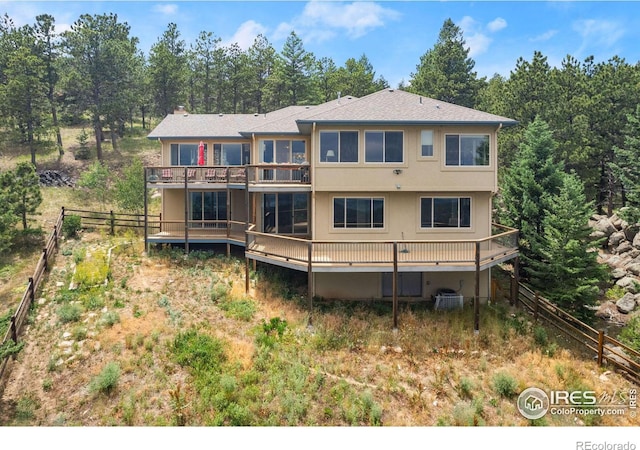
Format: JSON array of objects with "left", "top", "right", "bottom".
[{"left": 0, "top": 227, "right": 636, "bottom": 426}]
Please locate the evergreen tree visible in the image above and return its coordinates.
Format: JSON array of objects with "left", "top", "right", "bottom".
[
  {"left": 1, "top": 162, "right": 42, "bottom": 230},
  {"left": 611, "top": 105, "right": 640, "bottom": 224},
  {"left": 268, "top": 31, "right": 316, "bottom": 108},
  {"left": 498, "top": 118, "right": 565, "bottom": 270},
  {"left": 114, "top": 158, "right": 145, "bottom": 214},
  {"left": 408, "top": 18, "right": 482, "bottom": 107},
  {"left": 0, "top": 170, "right": 18, "bottom": 254},
  {"left": 526, "top": 173, "right": 607, "bottom": 321},
  {"left": 148, "top": 23, "right": 187, "bottom": 116},
  {"left": 246, "top": 34, "right": 276, "bottom": 114}
]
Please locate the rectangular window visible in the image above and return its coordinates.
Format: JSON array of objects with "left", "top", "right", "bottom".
[
  {"left": 333, "top": 197, "right": 384, "bottom": 229},
  {"left": 421, "top": 197, "right": 471, "bottom": 228},
  {"left": 213, "top": 143, "right": 250, "bottom": 165},
  {"left": 421, "top": 130, "right": 434, "bottom": 157},
  {"left": 320, "top": 131, "right": 358, "bottom": 163},
  {"left": 190, "top": 191, "right": 227, "bottom": 228},
  {"left": 365, "top": 131, "right": 403, "bottom": 163},
  {"left": 263, "top": 193, "right": 308, "bottom": 235},
  {"left": 171, "top": 143, "right": 207, "bottom": 166},
  {"left": 445, "top": 134, "right": 489, "bottom": 166}
]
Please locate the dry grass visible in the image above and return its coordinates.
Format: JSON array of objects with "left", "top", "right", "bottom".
[{"left": 0, "top": 230, "right": 636, "bottom": 426}]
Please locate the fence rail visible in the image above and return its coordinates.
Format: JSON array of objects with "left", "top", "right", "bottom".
[
  {"left": 515, "top": 279, "right": 640, "bottom": 385},
  {"left": 64, "top": 207, "right": 159, "bottom": 234},
  {"left": 1, "top": 206, "right": 158, "bottom": 390},
  {"left": 0, "top": 208, "right": 64, "bottom": 387}
]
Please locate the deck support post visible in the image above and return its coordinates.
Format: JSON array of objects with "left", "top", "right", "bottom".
[
  {"left": 245, "top": 168, "right": 251, "bottom": 294},
  {"left": 144, "top": 169, "right": 149, "bottom": 252},
  {"left": 226, "top": 181, "right": 231, "bottom": 257},
  {"left": 392, "top": 242, "right": 398, "bottom": 330},
  {"left": 474, "top": 241, "right": 480, "bottom": 334},
  {"left": 184, "top": 167, "right": 189, "bottom": 254},
  {"left": 307, "top": 242, "right": 313, "bottom": 327},
  {"left": 512, "top": 256, "right": 520, "bottom": 308}
]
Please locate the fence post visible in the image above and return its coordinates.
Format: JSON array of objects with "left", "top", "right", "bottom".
[
  {"left": 42, "top": 247, "right": 48, "bottom": 271},
  {"left": 534, "top": 292, "right": 539, "bottom": 322},
  {"left": 28, "top": 277, "right": 35, "bottom": 305},
  {"left": 109, "top": 210, "right": 115, "bottom": 235},
  {"left": 10, "top": 315, "right": 17, "bottom": 343},
  {"left": 53, "top": 225, "right": 58, "bottom": 250},
  {"left": 597, "top": 330, "right": 605, "bottom": 366}
]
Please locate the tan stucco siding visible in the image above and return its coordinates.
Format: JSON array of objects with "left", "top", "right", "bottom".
[
  {"left": 312, "top": 191, "right": 492, "bottom": 241},
  {"left": 311, "top": 125, "right": 498, "bottom": 193},
  {"left": 314, "top": 270, "right": 490, "bottom": 300}
]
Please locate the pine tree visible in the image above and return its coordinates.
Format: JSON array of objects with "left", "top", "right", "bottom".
[
  {"left": 526, "top": 173, "right": 607, "bottom": 321},
  {"left": 408, "top": 18, "right": 482, "bottom": 107},
  {"left": 498, "top": 118, "right": 565, "bottom": 268},
  {"left": 610, "top": 105, "right": 640, "bottom": 224}
]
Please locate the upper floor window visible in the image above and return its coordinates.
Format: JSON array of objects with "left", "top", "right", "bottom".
[
  {"left": 320, "top": 131, "right": 358, "bottom": 163},
  {"left": 213, "top": 143, "right": 250, "bottom": 165},
  {"left": 421, "top": 197, "right": 471, "bottom": 228},
  {"left": 365, "top": 131, "right": 403, "bottom": 163},
  {"left": 171, "top": 143, "right": 207, "bottom": 166},
  {"left": 421, "top": 130, "right": 434, "bottom": 157},
  {"left": 260, "top": 139, "right": 306, "bottom": 164},
  {"left": 445, "top": 134, "right": 489, "bottom": 166},
  {"left": 333, "top": 197, "right": 384, "bottom": 229}
]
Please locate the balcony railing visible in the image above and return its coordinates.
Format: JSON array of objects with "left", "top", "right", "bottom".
[
  {"left": 245, "top": 225, "right": 519, "bottom": 272},
  {"left": 145, "top": 165, "right": 310, "bottom": 186}
]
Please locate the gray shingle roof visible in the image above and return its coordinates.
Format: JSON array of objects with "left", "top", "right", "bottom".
[
  {"left": 147, "top": 89, "right": 516, "bottom": 140},
  {"left": 297, "top": 89, "right": 517, "bottom": 126}
]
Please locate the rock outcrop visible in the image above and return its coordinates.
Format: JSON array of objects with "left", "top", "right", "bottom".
[{"left": 591, "top": 213, "right": 640, "bottom": 315}]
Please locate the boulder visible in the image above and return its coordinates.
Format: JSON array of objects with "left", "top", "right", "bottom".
[
  {"left": 616, "top": 276, "right": 639, "bottom": 293},
  {"left": 594, "top": 218, "right": 617, "bottom": 237},
  {"left": 611, "top": 268, "right": 627, "bottom": 279},
  {"left": 611, "top": 214, "right": 623, "bottom": 230},
  {"left": 633, "top": 232, "right": 640, "bottom": 249},
  {"left": 616, "top": 241, "right": 634, "bottom": 254},
  {"left": 627, "top": 263, "right": 640, "bottom": 277},
  {"left": 608, "top": 231, "right": 626, "bottom": 248},
  {"left": 591, "top": 230, "right": 607, "bottom": 241},
  {"left": 616, "top": 293, "right": 637, "bottom": 314}
]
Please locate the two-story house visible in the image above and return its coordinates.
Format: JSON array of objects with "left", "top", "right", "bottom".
[{"left": 144, "top": 89, "right": 518, "bottom": 328}]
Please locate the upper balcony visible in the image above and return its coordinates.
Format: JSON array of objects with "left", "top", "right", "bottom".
[{"left": 145, "top": 165, "right": 311, "bottom": 191}]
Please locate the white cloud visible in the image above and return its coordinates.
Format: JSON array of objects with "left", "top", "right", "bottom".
[
  {"left": 458, "top": 16, "right": 505, "bottom": 58},
  {"left": 530, "top": 30, "right": 558, "bottom": 42},
  {"left": 152, "top": 4, "right": 179, "bottom": 16},
  {"left": 223, "top": 20, "right": 268, "bottom": 50},
  {"left": 275, "top": 0, "right": 401, "bottom": 43},
  {"left": 573, "top": 19, "right": 624, "bottom": 48},
  {"left": 487, "top": 17, "right": 507, "bottom": 33}
]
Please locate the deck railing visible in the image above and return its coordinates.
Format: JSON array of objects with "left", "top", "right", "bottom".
[
  {"left": 245, "top": 225, "right": 518, "bottom": 270},
  {"left": 145, "top": 164, "right": 311, "bottom": 186}
]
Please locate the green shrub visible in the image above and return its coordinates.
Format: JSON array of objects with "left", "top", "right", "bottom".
[
  {"left": 219, "top": 297, "right": 256, "bottom": 321},
  {"left": 99, "top": 311, "right": 120, "bottom": 327},
  {"left": 89, "top": 362, "right": 120, "bottom": 395},
  {"left": 457, "top": 377, "right": 474, "bottom": 400},
  {"left": 62, "top": 214, "right": 82, "bottom": 238},
  {"left": 57, "top": 303, "right": 83, "bottom": 323},
  {"left": 492, "top": 372, "right": 518, "bottom": 398},
  {"left": 619, "top": 316, "right": 640, "bottom": 352},
  {"left": 74, "top": 250, "right": 110, "bottom": 287},
  {"left": 533, "top": 326, "right": 549, "bottom": 347},
  {"left": 172, "top": 329, "right": 226, "bottom": 372}
]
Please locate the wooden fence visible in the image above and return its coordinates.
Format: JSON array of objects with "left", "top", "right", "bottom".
[
  {"left": 63, "top": 207, "right": 158, "bottom": 235},
  {"left": 515, "top": 280, "right": 640, "bottom": 385},
  {"left": 0, "top": 207, "right": 158, "bottom": 390},
  {"left": 0, "top": 208, "right": 64, "bottom": 387}
]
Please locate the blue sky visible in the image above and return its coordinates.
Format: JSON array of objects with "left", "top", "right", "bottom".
[{"left": 2, "top": 1, "right": 640, "bottom": 87}]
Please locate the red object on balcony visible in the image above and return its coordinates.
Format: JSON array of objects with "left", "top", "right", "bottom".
[{"left": 198, "top": 141, "right": 205, "bottom": 166}]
